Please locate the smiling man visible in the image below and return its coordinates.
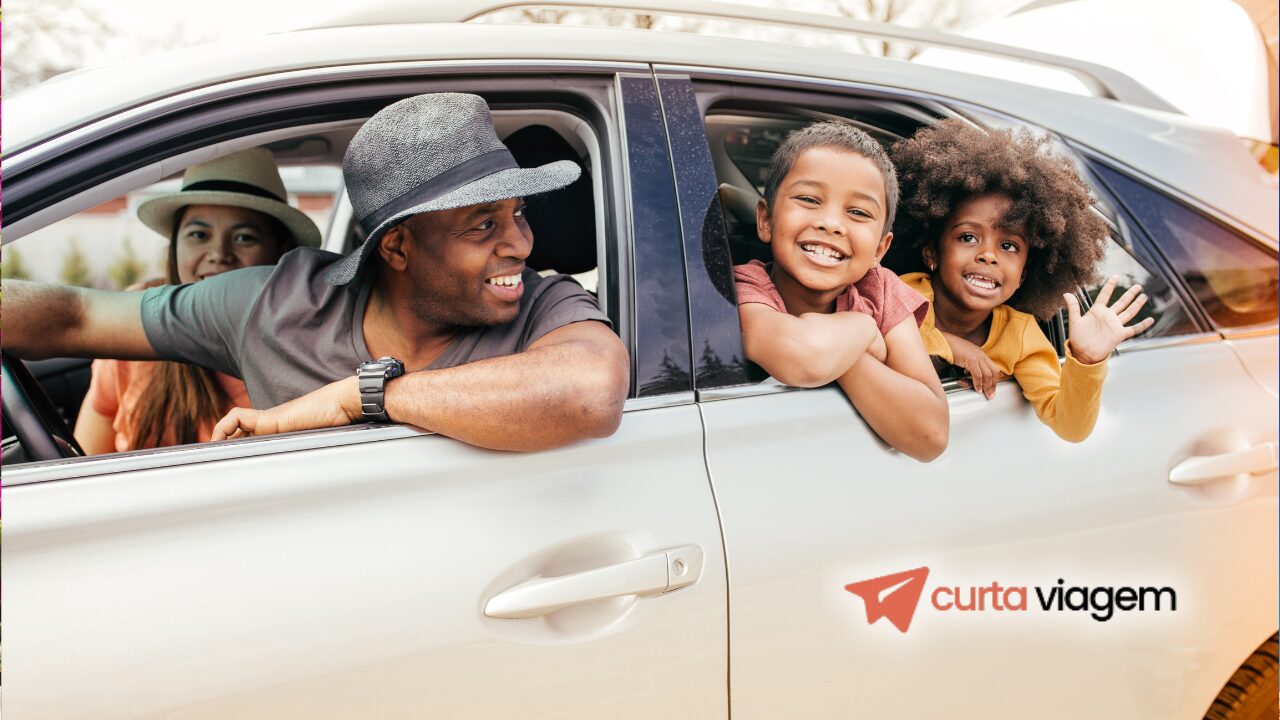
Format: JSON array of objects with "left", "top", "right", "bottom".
[{"left": 4, "top": 93, "right": 630, "bottom": 451}]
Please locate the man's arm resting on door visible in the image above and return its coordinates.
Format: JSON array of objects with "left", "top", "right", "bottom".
[{"left": 212, "top": 320, "right": 631, "bottom": 451}]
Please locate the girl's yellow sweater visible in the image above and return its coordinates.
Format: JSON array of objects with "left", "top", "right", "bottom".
[{"left": 901, "top": 272, "right": 1107, "bottom": 443}]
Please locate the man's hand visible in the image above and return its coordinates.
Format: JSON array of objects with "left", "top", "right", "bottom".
[
  {"left": 1063, "top": 275, "right": 1155, "bottom": 365},
  {"left": 943, "top": 332, "right": 1002, "bottom": 399},
  {"left": 212, "top": 377, "right": 362, "bottom": 440}
]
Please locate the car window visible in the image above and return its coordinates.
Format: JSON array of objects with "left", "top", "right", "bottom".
[
  {"left": 3, "top": 98, "right": 621, "bottom": 465},
  {"left": 703, "top": 107, "right": 1201, "bottom": 392},
  {"left": 719, "top": 118, "right": 811, "bottom": 196},
  {"left": 0, "top": 164, "right": 342, "bottom": 289},
  {"left": 1089, "top": 162, "right": 1279, "bottom": 330},
  {"left": 1077, "top": 213, "right": 1198, "bottom": 340},
  {"left": 0, "top": 161, "right": 342, "bottom": 455}
]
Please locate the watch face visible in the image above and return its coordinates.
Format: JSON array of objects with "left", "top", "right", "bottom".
[
  {"left": 378, "top": 357, "right": 405, "bottom": 378},
  {"left": 360, "top": 358, "right": 403, "bottom": 378}
]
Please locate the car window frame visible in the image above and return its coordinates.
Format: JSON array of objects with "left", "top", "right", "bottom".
[
  {"left": 2, "top": 62, "right": 694, "bottom": 479},
  {"left": 1080, "top": 148, "right": 1279, "bottom": 337},
  {"left": 665, "top": 67, "right": 1216, "bottom": 401}
]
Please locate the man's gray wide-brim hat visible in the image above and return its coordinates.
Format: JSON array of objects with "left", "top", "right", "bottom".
[
  {"left": 137, "top": 148, "right": 322, "bottom": 248},
  {"left": 323, "top": 92, "right": 581, "bottom": 286}
]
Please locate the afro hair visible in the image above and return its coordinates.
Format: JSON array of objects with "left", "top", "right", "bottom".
[{"left": 885, "top": 118, "right": 1109, "bottom": 319}]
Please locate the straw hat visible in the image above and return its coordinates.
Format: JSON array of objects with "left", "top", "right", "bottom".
[{"left": 137, "top": 148, "right": 322, "bottom": 248}]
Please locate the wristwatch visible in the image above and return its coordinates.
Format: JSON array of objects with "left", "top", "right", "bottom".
[{"left": 356, "top": 356, "right": 405, "bottom": 422}]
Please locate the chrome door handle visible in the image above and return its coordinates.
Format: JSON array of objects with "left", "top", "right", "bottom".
[
  {"left": 1169, "top": 442, "right": 1278, "bottom": 485},
  {"left": 484, "top": 545, "right": 703, "bottom": 620}
]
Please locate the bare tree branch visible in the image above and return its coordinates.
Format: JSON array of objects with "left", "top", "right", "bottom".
[
  {"left": 829, "top": 0, "right": 976, "bottom": 59},
  {"left": 2, "top": 0, "right": 113, "bottom": 93},
  {"left": 2, "top": 0, "right": 218, "bottom": 95}
]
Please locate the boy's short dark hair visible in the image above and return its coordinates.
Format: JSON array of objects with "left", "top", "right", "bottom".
[
  {"left": 887, "top": 118, "right": 1109, "bottom": 319},
  {"left": 763, "top": 121, "right": 898, "bottom": 237}
]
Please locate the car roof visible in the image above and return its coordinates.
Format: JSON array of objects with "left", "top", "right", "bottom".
[{"left": 5, "top": 21, "right": 1276, "bottom": 242}]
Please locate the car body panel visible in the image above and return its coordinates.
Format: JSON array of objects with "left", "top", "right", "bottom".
[
  {"left": 1225, "top": 331, "right": 1280, "bottom": 398},
  {"left": 671, "top": 69, "right": 1276, "bottom": 708},
  {"left": 3, "top": 405, "right": 729, "bottom": 719},
  {"left": 700, "top": 341, "right": 1277, "bottom": 718}
]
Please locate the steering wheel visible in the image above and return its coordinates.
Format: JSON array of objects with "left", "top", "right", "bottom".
[{"left": 2, "top": 352, "right": 84, "bottom": 461}]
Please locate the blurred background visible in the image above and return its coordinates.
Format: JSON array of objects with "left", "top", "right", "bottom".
[{"left": 2, "top": 0, "right": 1276, "bottom": 288}]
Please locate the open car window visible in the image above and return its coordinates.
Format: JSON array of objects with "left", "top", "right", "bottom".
[
  {"left": 0, "top": 164, "right": 341, "bottom": 291},
  {"left": 703, "top": 104, "right": 1195, "bottom": 392},
  {"left": 3, "top": 103, "right": 613, "bottom": 464},
  {"left": 2, "top": 162, "right": 342, "bottom": 434}
]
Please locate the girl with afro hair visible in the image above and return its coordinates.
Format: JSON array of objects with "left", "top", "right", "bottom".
[{"left": 887, "top": 119, "right": 1153, "bottom": 442}]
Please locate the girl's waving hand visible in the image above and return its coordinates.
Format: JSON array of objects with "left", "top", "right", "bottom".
[{"left": 1063, "top": 275, "right": 1156, "bottom": 365}]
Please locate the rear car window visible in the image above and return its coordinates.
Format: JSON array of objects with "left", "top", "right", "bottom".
[
  {"left": 1090, "top": 163, "right": 1279, "bottom": 330},
  {"left": 1079, "top": 214, "right": 1199, "bottom": 340}
]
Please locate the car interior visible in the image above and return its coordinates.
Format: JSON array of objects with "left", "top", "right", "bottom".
[
  {"left": 701, "top": 102, "right": 1074, "bottom": 389},
  {"left": 2, "top": 107, "right": 610, "bottom": 465}
]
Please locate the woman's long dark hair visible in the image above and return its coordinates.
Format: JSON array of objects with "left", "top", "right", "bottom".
[{"left": 126, "top": 208, "right": 294, "bottom": 449}]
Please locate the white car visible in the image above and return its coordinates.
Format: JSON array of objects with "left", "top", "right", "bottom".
[{"left": 2, "top": 2, "right": 1276, "bottom": 718}]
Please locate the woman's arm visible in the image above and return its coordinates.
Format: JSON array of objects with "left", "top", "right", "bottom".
[
  {"left": 836, "top": 316, "right": 949, "bottom": 462},
  {"left": 739, "top": 303, "right": 883, "bottom": 388}
]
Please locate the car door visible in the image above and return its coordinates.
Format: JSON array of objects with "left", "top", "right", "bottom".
[
  {"left": 657, "top": 70, "right": 1278, "bottom": 719},
  {"left": 2, "top": 68, "right": 728, "bottom": 720}
]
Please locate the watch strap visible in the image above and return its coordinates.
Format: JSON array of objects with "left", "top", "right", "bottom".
[{"left": 358, "top": 357, "right": 404, "bottom": 422}]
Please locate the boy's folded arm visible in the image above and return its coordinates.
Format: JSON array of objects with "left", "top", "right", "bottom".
[
  {"left": 739, "top": 303, "right": 879, "bottom": 387},
  {"left": 836, "top": 316, "right": 949, "bottom": 462}
]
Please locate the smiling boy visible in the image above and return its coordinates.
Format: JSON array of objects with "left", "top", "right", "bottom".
[{"left": 733, "top": 122, "right": 948, "bottom": 462}]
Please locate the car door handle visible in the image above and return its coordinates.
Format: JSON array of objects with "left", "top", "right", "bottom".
[
  {"left": 1169, "top": 442, "right": 1278, "bottom": 485},
  {"left": 484, "top": 545, "right": 704, "bottom": 620}
]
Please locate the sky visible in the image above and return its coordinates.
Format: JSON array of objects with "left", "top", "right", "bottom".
[
  {"left": 91, "top": 0, "right": 353, "bottom": 37},
  {"left": 3, "top": 0, "right": 1273, "bottom": 142}
]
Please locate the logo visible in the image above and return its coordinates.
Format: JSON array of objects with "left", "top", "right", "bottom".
[
  {"left": 843, "top": 566, "right": 930, "bottom": 633},
  {"left": 844, "top": 567, "right": 1176, "bottom": 633}
]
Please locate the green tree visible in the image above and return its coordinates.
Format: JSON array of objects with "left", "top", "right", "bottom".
[
  {"left": 60, "top": 240, "right": 94, "bottom": 287},
  {"left": 1, "top": 245, "right": 32, "bottom": 280},
  {"left": 108, "top": 237, "right": 147, "bottom": 289}
]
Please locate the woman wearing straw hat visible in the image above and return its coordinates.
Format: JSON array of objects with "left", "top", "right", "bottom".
[{"left": 73, "top": 148, "right": 322, "bottom": 454}]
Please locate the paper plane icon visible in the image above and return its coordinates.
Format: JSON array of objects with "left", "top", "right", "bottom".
[{"left": 844, "top": 566, "right": 930, "bottom": 633}]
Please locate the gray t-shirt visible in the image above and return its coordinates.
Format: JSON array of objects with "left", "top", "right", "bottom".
[{"left": 141, "top": 248, "right": 611, "bottom": 409}]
